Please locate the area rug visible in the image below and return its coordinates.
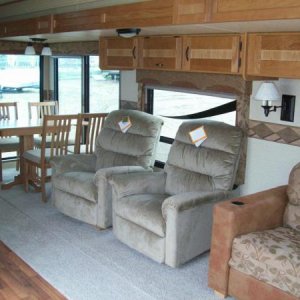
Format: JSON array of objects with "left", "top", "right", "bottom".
[{"left": 0, "top": 169, "right": 224, "bottom": 300}]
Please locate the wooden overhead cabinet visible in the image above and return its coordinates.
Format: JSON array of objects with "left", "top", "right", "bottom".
[
  {"left": 173, "top": 0, "right": 208, "bottom": 24},
  {"left": 0, "top": 16, "right": 53, "bottom": 37},
  {"left": 182, "top": 35, "right": 242, "bottom": 74},
  {"left": 247, "top": 33, "right": 300, "bottom": 78},
  {"left": 53, "top": 0, "right": 173, "bottom": 33},
  {"left": 99, "top": 37, "right": 139, "bottom": 70},
  {"left": 210, "top": 0, "right": 300, "bottom": 22},
  {"left": 139, "top": 36, "right": 182, "bottom": 71}
]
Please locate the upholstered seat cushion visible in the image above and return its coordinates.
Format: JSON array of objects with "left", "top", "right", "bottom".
[
  {"left": 114, "top": 194, "right": 169, "bottom": 237},
  {"left": 23, "top": 148, "right": 53, "bottom": 163},
  {"left": 52, "top": 172, "right": 97, "bottom": 203},
  {"left": 229, "top": 227, "right": 300, "bottom": 298}
]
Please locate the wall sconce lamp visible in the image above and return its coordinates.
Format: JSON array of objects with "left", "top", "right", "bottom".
[
  {"left": 116, "top": 28, "right": 141, "bottom": 38},
  {"left": 25, "top": 38, "right": 52, "bottom": 56},
  {"left": 254, "top": 81, "right": 281, "bottom": 117}
]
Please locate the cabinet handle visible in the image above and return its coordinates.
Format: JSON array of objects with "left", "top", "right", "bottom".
[
  {"left": 155, "top": 63, "right": 164, "bottom": 67},
  {"left": 132, "top": 46, "right": 136, "bottom": 59},
  {"left": 185, "top": 46, "right": 190, "bottom": 61}
]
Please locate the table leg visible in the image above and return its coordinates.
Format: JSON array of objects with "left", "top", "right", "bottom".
[{"left": 1, "top": 135, "right": 34, "bottom": 190}]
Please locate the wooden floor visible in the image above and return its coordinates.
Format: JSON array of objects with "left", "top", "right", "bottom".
[{"left": 0, "top": 241, "right": 67, "bottom": 300}]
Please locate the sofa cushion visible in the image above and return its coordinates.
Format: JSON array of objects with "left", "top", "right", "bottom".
[
  {"left": 285, "top": 162, "right": 300, "bottom": 231},
  {"left": 284, "top": 204, "right": 300, "bottom": 232},
  {"left": 287, "top": 162, "right": 300, "bottom": 206},
  {"left": 53, "top": 172, "right": 97, "bottom": 203},
  {"left": 229, "top": 227, "right": 300, "bottom": 298},
  {"left": 114, "top": 194, "right": 168, "bottom": 238}
]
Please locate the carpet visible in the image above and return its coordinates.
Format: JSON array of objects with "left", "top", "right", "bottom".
[{"left": 0, "top": 168, "right": 225, "bottom": 300}]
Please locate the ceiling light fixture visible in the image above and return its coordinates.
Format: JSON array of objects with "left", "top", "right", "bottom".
[
  {"left": 25, "top": 38, "right": 52, "bottom": 56},
  {"left": 116, "top": 28, "right": 141, "bottom": 38}
]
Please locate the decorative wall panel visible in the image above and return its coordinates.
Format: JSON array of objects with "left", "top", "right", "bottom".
[{"left": 249, "top": 120, "right": 300, "bottom": 147}]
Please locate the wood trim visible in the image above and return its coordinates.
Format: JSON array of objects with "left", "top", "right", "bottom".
[
  {"left": 190, "top": 49, "right": 232, "bottom": 60},
  {"left": 143, "top": 49, "right": 177, "bottom": 58}
]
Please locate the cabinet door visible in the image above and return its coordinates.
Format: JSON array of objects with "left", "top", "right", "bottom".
[
  {"left": 1, "top": 16, "right": 52, "bottom": 37},
  {"left": 139, "top": 36, "right": 182, "bottom": 71},
  {"left": 247, "top": 33, "right": 300, "bottom": 78},
  {"left": 182, "top": 35, "right": 241, "bottom": 74},
  {"left": 211, "top": 0, "right": 300, "bottom": 22},
  {"left": 99, "top": 37, "right": 139, "bottom": 70},
  {"left": 173, "top": 0, "right": 208, "bottom": 24}
]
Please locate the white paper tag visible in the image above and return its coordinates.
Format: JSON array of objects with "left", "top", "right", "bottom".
[
  {"left": 189, "top": 126, "right": 207, "bottom": 147},
  {"left": 118, "top": 116, "right": 132, "bottom": 133}
]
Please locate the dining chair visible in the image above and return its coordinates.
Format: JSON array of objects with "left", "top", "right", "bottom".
[
  {"left": 28, "top": 100, "right": 59, "bottom": 119},
  {"left": 0, "top": 102, "right": 19, "bottom": 182},
  {"left": 23, "top": 114, "right": 78, "bottom": 202},
  {"left": 73, "top": 113, "right": 108, "bottom": 154},
  {"left": 28, "top": 100, "right": 60, "bottom": 148}
]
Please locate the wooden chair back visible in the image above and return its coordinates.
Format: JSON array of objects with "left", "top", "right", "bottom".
[
  {"left": 41, "top": 114, "right": 78, "bottom": 161},
  {"left": 28, "top": 101, "right": 59, "bottom": 119},
  {"left": 0, "top": 102, "right": 18, "bottom": 120},
  {"left": 74, "top": 113, "right": 107, "bottom": 154}
]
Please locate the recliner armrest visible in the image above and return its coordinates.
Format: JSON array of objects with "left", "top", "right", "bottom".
[
  {"left": 50, "top": 154, "right": 96, "bottom": 175},
  {"left": 162, "top": 190, "right": 229, "bottom": 215},
  {"left": 110, "top": 171, "right": 166, "bottom": 198},
  {"left": 208, "top": 185, "right": 288, "bottom": 297}
]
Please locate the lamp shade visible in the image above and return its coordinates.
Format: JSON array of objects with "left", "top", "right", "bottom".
[
  {"left": 41, "top": 44, "right": 52, "bottom": 56},
  {"left": 24, "top": 43, "right": 36, "bottom": 55},
  {"left": 255, "top": 82, "right": 281, "bottom": 102}
]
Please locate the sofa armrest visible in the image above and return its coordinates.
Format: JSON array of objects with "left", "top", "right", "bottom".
[
  {"left": 50, "top": 154, "right": 96, "bottom": 175},
  {"left": 162, "top": 190, "right": 229, "bottom": 268},
  {"left": 110, "top": 171, "right": 166, "bottom": 198},
  {"left": 208, "top": 185, "right": 288, "bottom": 297}
]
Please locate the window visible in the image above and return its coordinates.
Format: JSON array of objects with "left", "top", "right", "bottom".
[
  {"left": 147, "top": 87, "right": 236, "bottom": 164},
  {"left": 53, "top": 55, "right": 119, "bottom": 114},
  {"left": 89, "top": 56, "right": 119, "bottom": 113},
  {"left": 0, "top": 54, "right": 40, "bottom": 121}
]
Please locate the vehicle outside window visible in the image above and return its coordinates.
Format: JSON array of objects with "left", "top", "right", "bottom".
[{"left": 0, "top": 54, "right": 40, "bottom": 121}]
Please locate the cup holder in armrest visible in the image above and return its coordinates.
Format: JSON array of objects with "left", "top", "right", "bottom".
[{"left": 231, "top": 201, "right": 245, "bottom": 206}]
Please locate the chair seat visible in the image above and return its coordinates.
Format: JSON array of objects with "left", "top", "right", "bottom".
[
  {"left": 23, "top": 148, "right": 53, "bottom": 164},
  {"left": 229, "top": 226, "right": 300, "bottom": 298},
  {"left": 34, "top": 135, "right": 76, "bottom": 148},
  {"left": 115, "top": 193, "right": 169, "bottom": 237},
  {"left": 0, "top": 137, "right": 19, "bottom": 150},
  {"left": 53, "top": 172, "right": 97, "bottom": 203}
]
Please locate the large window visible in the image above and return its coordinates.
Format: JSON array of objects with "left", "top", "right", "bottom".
[
  {"left": 147, "top": 87, "right": 236, "bottom": 164},
  {"left": 89, "top": 56, "right": 119, "bottom": 113},
  {"left": 54, "top": 55, "right": 119, "bottom": 114},
  {"left": 0, "top": 54, "right": 40, "bottom": 120}
]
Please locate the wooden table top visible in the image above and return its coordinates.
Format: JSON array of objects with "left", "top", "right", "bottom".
[{"left": 0, "top": 119, "right": 43, "bottom": 137}]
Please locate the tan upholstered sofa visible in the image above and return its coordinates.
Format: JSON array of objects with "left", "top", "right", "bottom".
[
  {"left": 51, "top": 109, "right": 163, "bottom": 229},
  {"left": 208, "top": 163, "right": 300, "bottom": 300},
  {"left": 110, "top": 120, "right": 244, "bottom": 267}
]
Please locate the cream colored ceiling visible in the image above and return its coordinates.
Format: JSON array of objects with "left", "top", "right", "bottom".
[
  {"left": 0, "top": 0, "right": 148, "bottom": 21},
  {"left": 1, "top": 0, "right": 300, "bottom": 44}
]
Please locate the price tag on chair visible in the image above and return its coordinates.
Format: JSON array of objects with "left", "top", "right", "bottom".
[
  {"left": 189, "top": 126, "right": 207, "bottom": 147},
  {"left": 118, "top": 116, "right": 132, "bottom": 133}
]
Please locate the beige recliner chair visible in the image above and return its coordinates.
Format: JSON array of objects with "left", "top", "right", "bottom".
[
  {"left": 110, "top": 120, "right": 244, "bottom": 267},
  {"left": 51, "top": 109, "right": 163, "bottom": 229}
]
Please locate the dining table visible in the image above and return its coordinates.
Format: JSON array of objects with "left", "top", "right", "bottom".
[{"left": 0, "top": 118, "right": 43, "bottom": 189}]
